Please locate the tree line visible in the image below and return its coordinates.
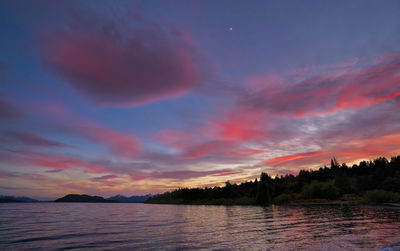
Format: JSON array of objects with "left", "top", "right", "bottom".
[{"left": 146, "top": 155, "right": 400, "bottom": 205}]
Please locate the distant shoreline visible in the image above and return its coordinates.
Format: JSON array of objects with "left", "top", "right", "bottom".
[{"left": 2, "top": 200, "right": 400, "bottom": 208}]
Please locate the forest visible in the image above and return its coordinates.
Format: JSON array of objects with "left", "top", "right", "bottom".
[{"left": 146, "top": 155, "right": 400, "bottom": 205}]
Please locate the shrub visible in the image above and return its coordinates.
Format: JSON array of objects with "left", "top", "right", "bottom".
[
  {"left": 383, "top": 177, "right": 400, "bottom": 193},
  {"left": 363, "top": 189, "right": 400, "bottom": 203},
  {"left": 323, "top": 183, "right": 341, "bottom": 200},
  {"left": 334, "top": 173, "right": 352, "bottom": 194},
  {"left": 302, "top": 181, "right": 340, "bottom": 200},
  {"left": 273, "top": 193, "right": 294, "bottom": 205}
]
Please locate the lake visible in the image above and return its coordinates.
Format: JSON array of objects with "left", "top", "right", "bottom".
[{"left": 0, "top": 203, "right": 399, "bottom": 250}]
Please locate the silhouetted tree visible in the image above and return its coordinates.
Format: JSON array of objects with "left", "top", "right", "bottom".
[
  {"left": 256, "top": 182, "right": 271, "bottom": 205},
  {"left": 146, "top": 155, "right": 400, "bottom": 205},
  {"left": 334, "top": 172, "right": 351, "bottom": 194}
]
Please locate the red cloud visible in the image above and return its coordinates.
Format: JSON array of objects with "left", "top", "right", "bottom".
[
  {"left": 31, "top": 153, "right": 105, "bottom": 173},
  {"left": 153, "top": 109, "right": 269, "bottom": 159},
  {"left": 0, "top": 150, "right": 105, "bottom": 173},
  {"left": 216, "top": 112, "right": 265, "bottom": 141},
  {"left": 130, "top": 174, "right": 147, "bottom": 181},
  {"left": 261, "top": 131, "right": 400, "bottom": 172},
  {"left": 154, "top": 128, "right": 268, "bottom": 159},
  {"left": 242, "top": 53, "right": 400, "bottom": 117},
  {"left": 44, "top": 18, "right": 205, "bottom": 106},
  {"left": 266, "top": 151, "right": 326, "bottom": 166},
  {"left": 203, "top": 108, "right": 266, "bottom": 142},
  {"left": 211, "top": 169, "right": 242, "bottom": 177}
]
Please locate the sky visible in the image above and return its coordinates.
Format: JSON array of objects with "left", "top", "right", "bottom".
[{"left": 1, "top": 0, "right": 400, "bottom": 200}]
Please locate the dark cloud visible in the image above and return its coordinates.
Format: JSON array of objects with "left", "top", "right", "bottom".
[
  {"left": 5, "top": 130, "right": 70, "bottom": 148},
  {"left": 90, "top": 174, "right": 118, "bottom": 181},
  {"left": 0, "top": 95, "right": 23, "bottom": 118}
]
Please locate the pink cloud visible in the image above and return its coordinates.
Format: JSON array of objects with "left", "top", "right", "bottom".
[
  {"left": 226, "top": 148, "right": 268, "bottom": 157},
  {"left": 130, "top": 174, "right": 147, "bottom": 181},
  {"left": 181, "top": 141, "right": 221, "bottom": 159},
  {"left": 150, "top": 168, "right": 241, "bottom": 180},
  {"left": 32, "top": 154, "right": 105, "bottom": 173},
  {"left": 31, "top": 103, "right": 141, "bottom": 156},
  {"left": 153, "top": 130, "right": 197, "bottom": 150},
  {"left": 152, "top": 109, "right": 269, "bottom": 160},
  {"left": 260, "top": 130, "right": 400, "bottom": 172},
  {"left": 73, "top": 123, "right": 141, "bottom": 156},
  {"left": 211, "top": 169, "right": 242, "bottom": 177},
  {"left": 43, "top": 17, "right": 206, "bottom": 106},
  {"left": 181, "top": 140, "right": 268, "bottom": 159},
  {"left": 204, "top": 108, "right": 266, "bottom": 142},
  {"left": 0, "top": 150, "right": 105, "bottom": 173},
  {"left": 245, "top": 75, "right": 283, "bottom": 92},
  {"left": 241, "top": 53, "right": 400, "bottom": 117},
  {"left": 265, "top": 151, "right": 327, "bottom": 166},
  {"left": 181, "top": 143, "right": 268, "bottom": 160},
  {"left": 154, "top": 126, "right": 268, "bottom": 159}
]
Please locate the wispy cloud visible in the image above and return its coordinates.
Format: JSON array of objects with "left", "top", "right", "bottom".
[
  {"left": 0, "top": 95, "right": 23, "bottom": 118},
  {"left": 4, "top": 130, "right": 71, "bottom": 148},
  {"left": 240, "top": 53, "right": 400, "bottom": 117}
]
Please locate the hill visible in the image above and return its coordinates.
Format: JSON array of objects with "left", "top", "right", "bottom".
[
  {"left": 0, "top": 195, "right": 38, "bottom": 203},
  {"left": 55, "top": 194, "right": 111, "bottom": 202},
  {"left": 107, "top": 194, "right": 154, "bottom": 203}
]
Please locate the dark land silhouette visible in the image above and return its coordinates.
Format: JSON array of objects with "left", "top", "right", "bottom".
[
  {"left": 146, "top": 155, "right": 400, "bottom": 205},
  {"left": 54, "top": 194, "right": 156, "bottom": 203},
  {"left": 55, "top": 194, "right": 112, "bottom": 202},
  {"left": 0, "top": 195, "right": 38, "bottom": 203},
  {"left": 107, "top": 194, "right": 153, "bottom": 203}
]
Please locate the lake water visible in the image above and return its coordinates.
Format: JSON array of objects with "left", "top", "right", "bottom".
[{"left": 0, "top": 203, "right": 399, "bottom": 250}]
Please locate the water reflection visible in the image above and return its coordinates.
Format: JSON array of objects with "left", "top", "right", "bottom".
[{"left": 0, "top": 203, "right": 399, "bottom": 250}]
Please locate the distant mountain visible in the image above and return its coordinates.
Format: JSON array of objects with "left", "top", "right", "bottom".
[
  {"left": 107, "top": 194, "right": 154, "bottom": 203},
  {"left": 0, "top": 195, "right": 38, "bottom": 203},
  {"left": 55, "top": 194, "right": 111, "bottom": 202}
]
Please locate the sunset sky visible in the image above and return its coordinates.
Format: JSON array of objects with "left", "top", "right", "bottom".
[{"left": 1, "top": 0, "right": 400, "bottom": 199}]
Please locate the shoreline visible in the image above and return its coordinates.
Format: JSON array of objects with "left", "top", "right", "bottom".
[
  {"left": 1, "top": 201, "right": 400, "bottom": 207},
  {"left": 145, "top": 200, "right": 400, "bottom": 207}
]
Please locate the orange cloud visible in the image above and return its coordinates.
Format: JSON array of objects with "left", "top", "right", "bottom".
[{"left": 266, "top": 151, "right": 326, "bottom": 166}]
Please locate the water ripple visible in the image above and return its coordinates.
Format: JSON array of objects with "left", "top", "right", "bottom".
[{"left": 0, "top": 203, "right": 399, "bottom": 250}]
